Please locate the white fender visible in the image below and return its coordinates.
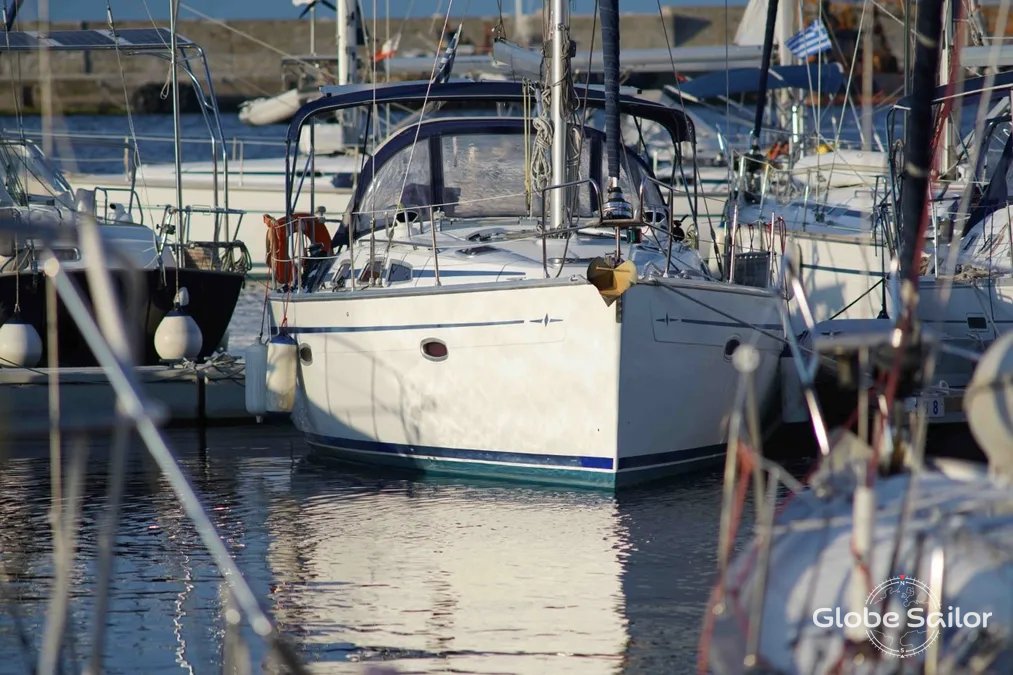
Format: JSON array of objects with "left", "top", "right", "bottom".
[
  {"left": 245, "top": 340, "right": 268, "bottom": 416},
  {"left": 965, "top": 332, "right": 1013, "bottom": 475},
  {"left": 0, "top": 315, "right": 42, "bottom": 367},
  {"left": 154, "top": 309, "right": 203, "bottom": 361},
  {"left": 266, "top": 332, "right": 298, "bottom": 413}
]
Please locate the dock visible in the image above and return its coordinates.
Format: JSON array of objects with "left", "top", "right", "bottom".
[{"left": 0, "top": 356, "right": 251, "bottom": 437}]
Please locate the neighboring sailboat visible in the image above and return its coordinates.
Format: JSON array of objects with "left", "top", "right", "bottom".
[
  {"left": 719, "top": 0, "right": 897, "bottom": 326},
  {"left": 70, "top": 0, "right": 367, "bottom": 279},
  {"left": 0, "top": 28, "right": 247, "bottom": 367},
  {"left": 256, "top": 1, "right": 786, "bottom": 488},
  {"left": 701, "top": 3, "right": 1013, "bottom": 669}
]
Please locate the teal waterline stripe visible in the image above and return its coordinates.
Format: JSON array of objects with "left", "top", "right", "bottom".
[{"left": 305, "top": 433, "right": 615, "bottom": 470}]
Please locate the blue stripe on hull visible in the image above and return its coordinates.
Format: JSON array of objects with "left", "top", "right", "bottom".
[{"left": 304, "top": 434, "right": 725, "bottom": 489}]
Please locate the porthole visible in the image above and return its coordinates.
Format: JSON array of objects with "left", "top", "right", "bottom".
[
  {"left": 723, "top": 336, "right": 741, "bottom": 360},
  {"left": 421, "top": 338, "right": 448, "bottom": 362}
]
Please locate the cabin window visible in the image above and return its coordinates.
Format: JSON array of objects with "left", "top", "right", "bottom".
[
  {"left": 975, "top": 118, "right": 1011, "bottom": 187},
  {"left": 0, "top": 141, "right": 75, "bottom": 209},
  {"left": 358, "top": 258, "right": 385, "bottom": 284},
  {"left": 357, "top": 142, "right": 431, "bottom": 230},
  {"left": 328, "top": 260, "right": 352, "bottom": 288},
  {"left": 440, "top": 132, "right": 608, "bottom": 218},
  {"left": 387, "top": 262, "right": 412, "bottom": 283},
  {"left": 441, "top": 134, "right": 531, "bottom": 217}
]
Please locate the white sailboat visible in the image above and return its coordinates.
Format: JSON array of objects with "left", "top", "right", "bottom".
[
  {"left": 702, "top": 5, "right": 1013, "bottom": 667},
  {"left": 255, "top": 0, "right": 786, "bottom": 489},
  {"left": 716, "top": 0, "right": 897, "bottom": 325},
  {"left": 0, "top": 27, "right": 246, "bottom": 367},
  {"left": 69, "top": 0, "right": 366, "bottom": 279}
]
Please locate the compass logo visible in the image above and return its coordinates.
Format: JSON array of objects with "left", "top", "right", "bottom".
[
  {"left": 812, "top": 575, "right": 993, "bottom": 659},
  {"left": 864, "top": 575, "right": 940, "bottom": 658}
]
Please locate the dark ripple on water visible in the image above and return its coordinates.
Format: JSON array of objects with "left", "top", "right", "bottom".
[{"left": 0, "top": 423, "right": 760, "bottom": 674}]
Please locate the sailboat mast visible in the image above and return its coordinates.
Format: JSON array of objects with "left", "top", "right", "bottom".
[
  {"left": 601, "top": 0, "right": 621, "bottom": 185},
  {"left": 750, "top": 0, "right": 780, "bottom": 152},
  {"left": 861, "top": 6, "right": 873, "bottom": 150},
  {"left": 337, "top": 0, "right": 351, "bottom": 87},
  {"left": 39, "top": 0, "right": 52, "bottom": 157},
  {"left": 899, "top": 0, "right": 944, "bottom": 283},
  {"left": 336, "top": 0, "right": 353, "bottom": 147},
  {"left": 939, "top": 0, "right": 954, "bottom": 175},
  {"left": 549, "top": 0, "right": 568, "bottom": 229},
  {"left": 515, "top": 0, "right": 529, "bottom": 46},
  {"left": 169, "top": 0, "right": 183, "bottom": 222},
  {"left": 600, "top": 0, "right": 632, "bottom": 221}
]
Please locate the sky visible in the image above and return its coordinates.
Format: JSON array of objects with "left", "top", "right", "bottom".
[{"left": 12, "top": 1, "right": 747, "bottom": 23}]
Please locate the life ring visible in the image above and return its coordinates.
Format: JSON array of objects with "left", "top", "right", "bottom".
[
  {"left": 766, "top": 140, "right": 789, "bottom": 161},
  {"left": 264, "top": 212, "right": 333, "bottom": 285}
]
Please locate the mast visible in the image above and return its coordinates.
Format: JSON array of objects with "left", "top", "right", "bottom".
[
  {"left": 169, "top": 0, "right": 183, "bottom": 225},
  {"left": 900, "top": 0, "right": 944, "bottom": 283},
  {"left": 515, "top": 0, "right": 529, "bottom": 46},
  {"left": 938, "top": 0, "right": 954, "bottom": 175},
  {"left": 600, "top": 0, "right": 632, "bottom": 220},
  {"left": 861, "top": 5, "right": 874, "bottom": 150},
  {"left": 335, "top": 0, "right": 354, "bottom": 147},
  {"left": 549, "top": 0, "right": 568, "bottom": 229},
  {"left": 750, "top": 0, "right": 780, "bottom": 152},
  {"left": 39, "top": 0, "right": 52, "bottom": 157},
  {"left": 775, "top": 0, "right": 793, "bottom": 131},
  {"left": 336, "top": 0, "right": 352, "bottom": 88},
  {"left": 309, "top": 0, "right": 316, "bottom": 54}
]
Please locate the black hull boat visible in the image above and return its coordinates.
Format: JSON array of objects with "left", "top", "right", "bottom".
[{"left": 0, "top": 267, "right": 244, "bottom": 367}]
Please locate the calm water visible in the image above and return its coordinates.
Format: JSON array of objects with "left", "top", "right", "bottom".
[{"left": 0, "top": 425, "right": 742, "bottom": 674}]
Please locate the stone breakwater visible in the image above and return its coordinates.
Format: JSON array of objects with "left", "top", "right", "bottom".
[{"left": 1, "top": 3, "right": 1000, "bottom": 115}]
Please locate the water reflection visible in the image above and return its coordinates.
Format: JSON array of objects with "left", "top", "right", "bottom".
[{"left": 0, "top": 427, "right": 725, "bottom": 673}]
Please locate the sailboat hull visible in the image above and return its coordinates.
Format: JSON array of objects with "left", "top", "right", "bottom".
[
  {"left": 724, "top": 204, "right": 889, "bottom": 323},
  {"left": 0, "top": 267, "right": 244, "bottom": 366},
  {"left": 273, "top": 278, "right": 784, "bottom": 489}
]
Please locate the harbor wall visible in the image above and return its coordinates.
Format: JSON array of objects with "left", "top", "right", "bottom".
[{"left": 0, "top": 3, "right": 990, "bottom": 115}]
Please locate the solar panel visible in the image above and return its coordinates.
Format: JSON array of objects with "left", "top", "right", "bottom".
[
  {"left": 0, "top": 31, "right": 41, "bottom": 49},
  {"left": 0, "top": 28, "right": 193, "bottom": 52},
  {"left": 48, "top": 30, "right": 116, "bottom": 48}
]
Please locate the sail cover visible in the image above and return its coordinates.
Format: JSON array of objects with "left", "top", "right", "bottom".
[{"left": 673, "top": 63, "right": 845, "bottom": 100}]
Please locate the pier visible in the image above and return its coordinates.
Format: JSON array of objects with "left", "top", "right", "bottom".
[{"left": 0, "top": 4, "right": 918, "bottom": 114}]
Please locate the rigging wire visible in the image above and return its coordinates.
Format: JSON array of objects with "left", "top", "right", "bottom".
[
  {"left": 823, "top": 0, "right": 873, "bottom": 191},
  {"left": 655, "top": 0, "right": 704, "bottom": 253},
  {"left": 177, "top": 2, "right": 335, "bottom": 83},
  {"left": 388, "top": 0, "right": 457, "bottom": 263},
  {"left": 107, "top": 3, "right": 154, "bottom": 233}
]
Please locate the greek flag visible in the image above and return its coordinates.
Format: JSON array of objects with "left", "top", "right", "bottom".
[
  {"left": 785, "top": 20, "right": 832, "bottom": 59},
  {"left": 433, "top": 24, "right": 462, "bottom": 84}
]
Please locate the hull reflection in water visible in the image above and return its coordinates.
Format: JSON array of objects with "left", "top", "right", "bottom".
[
  {"left": 0, "top": 429, "right": 728, "bottom": 673},
  {"left": 269, "top": 458, "right": 729, "bottom": 672}
]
